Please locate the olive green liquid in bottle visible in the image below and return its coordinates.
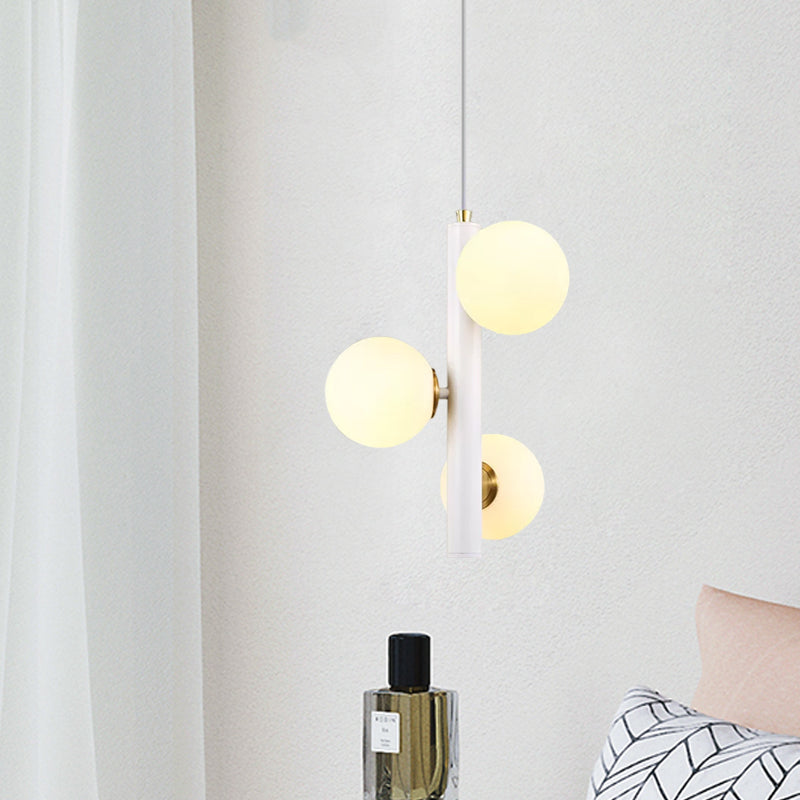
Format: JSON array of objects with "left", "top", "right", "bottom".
[{"left": 363, "top": 633, "right": 458, "bottom": 800}]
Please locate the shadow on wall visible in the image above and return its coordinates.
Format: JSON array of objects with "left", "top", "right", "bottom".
[{"left": 269, "top": 0, "right": 310, "bottom": 39}]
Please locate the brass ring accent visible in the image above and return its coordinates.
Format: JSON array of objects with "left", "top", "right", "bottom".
[
  {"left": 455, "top": 209, "right": 473, "bottom": 222},
  {"left": 431, "top": 369, "right": 440, "bottom": 419},
  {"left": 482, "top": 462, "right": 498, "bottom": 509}
]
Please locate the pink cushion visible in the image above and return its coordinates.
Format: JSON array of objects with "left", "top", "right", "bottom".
[{"left": 693, "top": 585, "right": 800, "bottom": 736}]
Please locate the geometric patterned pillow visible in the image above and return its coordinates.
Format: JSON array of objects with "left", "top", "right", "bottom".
[{"left": 587, "top": 686, "right": 800, "bottom": 800}]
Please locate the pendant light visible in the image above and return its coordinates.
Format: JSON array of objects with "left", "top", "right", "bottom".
[{"left": 324, "top": 1, "right": 569, "bottom": 556}]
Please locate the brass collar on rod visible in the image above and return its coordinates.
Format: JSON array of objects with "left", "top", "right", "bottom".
[
  {"left": 432, "top": 369, "right": 440, "bottom": 418},
  {"left": 482, "top": 462, "right": 498, "bottom": 509}
]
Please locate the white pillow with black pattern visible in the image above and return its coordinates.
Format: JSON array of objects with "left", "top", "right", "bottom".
[{"left": 587, "top": 686, "right": 800, "bottom": 800}]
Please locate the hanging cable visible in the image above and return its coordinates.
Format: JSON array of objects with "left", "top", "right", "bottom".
[{"left": 461, "top": 0, "right": 466, "bottom": 210}]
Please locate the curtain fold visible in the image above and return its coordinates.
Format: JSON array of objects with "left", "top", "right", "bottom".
[{"left": 0, "top": 2, "right": 205, "bottom": 797}]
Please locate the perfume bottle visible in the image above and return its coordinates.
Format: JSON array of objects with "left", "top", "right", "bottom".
[{"left": 363, "top": 633, "right": 458, "bottom": 800}]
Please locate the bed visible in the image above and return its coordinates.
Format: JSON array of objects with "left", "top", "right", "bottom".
[{"left": 586, "top": 586, "right": 800, "bottom": 800}]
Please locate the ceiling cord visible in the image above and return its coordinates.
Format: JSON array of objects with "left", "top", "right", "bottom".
[{"left": 461, "top": 0, "right": 466, "bottom": 210}]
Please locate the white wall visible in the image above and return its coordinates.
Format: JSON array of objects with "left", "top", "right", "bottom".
[{"left": 193, "top": 2, "right": 800, "bottom": 798}]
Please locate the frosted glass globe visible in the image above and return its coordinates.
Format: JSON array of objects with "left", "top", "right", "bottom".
[
  {"left": 440, "top": 434, "right": 544, "bottom": 540},
  {"left": 325, "top": 337, "right": 435, "bottom": 448},
  {"left": 456, "top": 221, "right": 569, "bottom": 335}
]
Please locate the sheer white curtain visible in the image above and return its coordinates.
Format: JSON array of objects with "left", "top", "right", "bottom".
[{"left": 0, "top": 2, "right": 205, "bottom": 797}]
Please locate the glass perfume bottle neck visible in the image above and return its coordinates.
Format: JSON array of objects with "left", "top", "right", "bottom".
[{"left": 389, "top": 683, "right": 428, "bottom": 693}]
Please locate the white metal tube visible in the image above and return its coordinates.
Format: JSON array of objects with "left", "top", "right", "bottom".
[{"left": 446, "top": 220, "right": 482, "bottom": 557}]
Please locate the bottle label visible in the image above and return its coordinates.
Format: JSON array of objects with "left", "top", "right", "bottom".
[{"left": 371, "top": 711, "right": 400, "bottom": 753}]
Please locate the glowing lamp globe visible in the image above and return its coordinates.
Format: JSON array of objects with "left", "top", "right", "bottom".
[
  {"left": 440, "top": 433, "right": 544, "bottom": 540},
  {"left": 456, "top": 221, "right": 569, "bottom": 335},
  {"left": 325, "top": 337, "right": 435, "bottom": 448}
]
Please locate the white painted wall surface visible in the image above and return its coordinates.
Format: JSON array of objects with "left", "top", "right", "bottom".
[{"left": 193, "top": 2, "right": 800, "bottom": 798}]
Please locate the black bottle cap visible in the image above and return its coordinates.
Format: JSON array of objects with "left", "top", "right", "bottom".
[{"left": 388, "top": 632, "right": 430, "bottom": 692}]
